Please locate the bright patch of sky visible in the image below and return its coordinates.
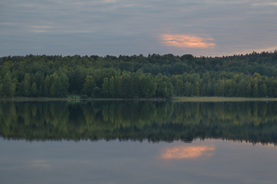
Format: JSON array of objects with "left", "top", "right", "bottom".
[{"left": 0, "top": 0, "right": 277, "bottom": 57}]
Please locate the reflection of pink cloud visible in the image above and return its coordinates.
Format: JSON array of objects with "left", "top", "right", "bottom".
[
  {"left": 161, "top": 146, "right": 215, "bottom": 159},
  {"left": 161, "top": 34, "right": 216, "bottom": 48}
]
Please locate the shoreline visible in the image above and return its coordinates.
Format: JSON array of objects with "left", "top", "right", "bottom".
[
  {"left": 171, "top": 97, "right": 277, "bottom": 102},
  {"left": 0, "top": 97, "right": 167, "bottom": 102},
  {"left": 0, "top": 96, "right": 276, "bottom": 102}
]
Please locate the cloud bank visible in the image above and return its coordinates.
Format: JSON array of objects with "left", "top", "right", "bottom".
[{"left": 0, "top": 0, "right": 277, "bottom": 57}]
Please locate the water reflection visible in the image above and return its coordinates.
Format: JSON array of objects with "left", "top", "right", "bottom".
[
  {"left": 161, "top": 146, "right": 215, "bottom": 159},
  {"left": 1, "top": 138, "right": 276, "bottom": 184},
  {"left": 0, "top": 101, "right": 277, "bottom": 145}
]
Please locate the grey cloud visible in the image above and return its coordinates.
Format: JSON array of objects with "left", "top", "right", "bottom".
[{"left": 0, "top": 0, "right": 277, "bottom": 57}]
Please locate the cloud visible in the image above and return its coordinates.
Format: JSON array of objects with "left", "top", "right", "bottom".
[
  {"left": 1, "top": 0, "right": 277, "bottom": 57},
  {"left": 161, "top": 146, "right": 215, "bottom": 159},
  {"left": 31, "top": 25, "right": 55, "bottom": 33},
  {"left": 161, "top": 34, "right": 216, "bottom": 49},
  {"left": 252, "top": 2, "right": 277, "bottom": 6}
]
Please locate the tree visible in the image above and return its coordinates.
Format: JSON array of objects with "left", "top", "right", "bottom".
[
  {"left": 184, "top": 82, "right": 191, "bottom": 96},
  {"left": 253, "top": 72, "right": 261, "bottom": 78},
  {"left": 92, "top": 87, "right": 101, "bottom": 98},
  {"left": 22, "top": 73, "right": 31, "bottom": 96},
  {"left": 260, "top": 83, "right": 267, "bottom": 97},
  {"left": 45, "top": 75, "right": 51, "bottom": 89},
  {"left": 155, "top": 74, "right": 172, "bottom": 98},
  {"left": 201, "top": 83, "right": 207, "bottom": 96},
  {"left": 49, "top": 73, "right": 59, "bottom": 97},
  {"left": 38, "top": 85, "right": 43, "bottom": 96},
  {"left": 43, "top": 84, "right": 49, "bottom": 97},
  {"left": 68, "top": 67, "right": 86, "bottom": 94},
  {"left": 33, "top": 72, "right": 44, "bottom": 91},
  {"left": 31, "top": 82, "right": 38, "bottom": 97},
  {"left": 175, "top": 79, "right": 184, "bottom": 96},
  {"left": 214, "top": 83, "right": 220, "bottom": 96},
  {"left": 49, "top": 83, "right": 56, "bottom": 97},
  {"left": 246, "top": 83, "right": 252, "bottom": 97},
  {"left": 225, "top": 79, "right": 236, "bottom": 96},
  {"left": 167, "top": 80, "right": 174, "bottom": 98},
  {"left": 253, "top": 83, "right": 258, "bottom": 97},
  {"left": 156, "top": 80, "right": 168, "bottom": 98},
  {"left": 140, "top": 75, "right": 157, "bottom": 98},
  {"left": 119, "top": 72, "right": 132, "bottom": 98},
  {"left": 194, "top": 82, "right": 199, "bottom": 96},
  {"left": 219, "top": 80, "right": 225, "bottom": 96},
  {"left": 55, "top": 77, "right": 63, "bottom": 97},
  {"left": 84, "top": 75, "right": 95, "bottom": 96},
  {"left": 0, "top": 83, "right": 2, "bottom": 97},
  {"left": 2, "top": 72, "right": 15, "bottom": 97},
  {"left": 236, "top": 79, "right": 247, "bottom": 97},
  {"left": 60, "top": 73, "right": 69, "bottom": 97},
  {"left": 102, "top": 77, "right": 110, "bottom": 97},
  {"left": 109, "top": 76, "right": 117, "bottom": 98},
  {"left": 207, "top": 82, "right": 213, "bottom": 96}
]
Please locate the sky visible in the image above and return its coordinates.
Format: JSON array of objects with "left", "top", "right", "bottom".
[{"left": 1, "top": 0, "right": 277, "bottom": 57}]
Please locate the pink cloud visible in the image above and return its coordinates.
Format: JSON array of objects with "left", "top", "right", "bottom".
[
  {"left": 161, "top": 34, "right": 216, "bottom": 48},
  {"left": 161, "top": 146, "right": 215, "bottom": 159}
]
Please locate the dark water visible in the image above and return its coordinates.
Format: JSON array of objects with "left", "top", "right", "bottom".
[{"left": 0, "top": 101, "right": 277, "bottom": 184}]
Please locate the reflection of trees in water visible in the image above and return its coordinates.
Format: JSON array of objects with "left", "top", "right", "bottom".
[{"left": 0, "top": 101, "right": 277, "bottom": 144}]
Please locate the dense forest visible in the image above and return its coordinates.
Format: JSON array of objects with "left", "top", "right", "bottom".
[
  {"left": 1, "top": 51, "right": 277, "bottom": 98},
  {"left": 1, "top": 101, "right": 277, "bottom": 144}
]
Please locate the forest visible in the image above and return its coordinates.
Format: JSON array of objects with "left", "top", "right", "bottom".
[{"left": 1, "top": 51, "right": 277, "bottom": 98}]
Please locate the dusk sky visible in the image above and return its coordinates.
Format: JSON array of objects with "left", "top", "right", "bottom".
[{"left": 1, "top": 0, "right": 277, "bottom": 57}]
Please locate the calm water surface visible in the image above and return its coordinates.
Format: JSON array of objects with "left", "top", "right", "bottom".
[{"left": 0, "top": 101, "right": 277, "bottom": 184}]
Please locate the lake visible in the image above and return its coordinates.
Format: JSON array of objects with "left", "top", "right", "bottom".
[{"left": 0, "top": 100, "right": 277, "bottom": 184}]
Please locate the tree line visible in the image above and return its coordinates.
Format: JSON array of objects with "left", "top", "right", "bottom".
[{"left": 1, "top": 51, "right": 277, "bottom": 98}]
